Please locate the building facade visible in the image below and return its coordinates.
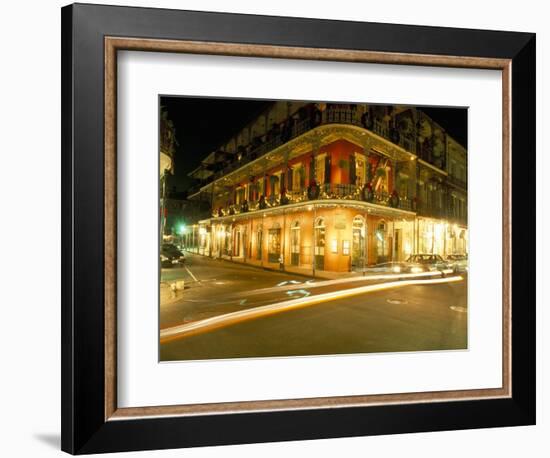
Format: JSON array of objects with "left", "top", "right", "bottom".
[{"left": 189, "top": 102, "right": 467, "bottom": 274}]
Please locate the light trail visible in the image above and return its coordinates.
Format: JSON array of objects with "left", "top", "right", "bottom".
[
  {"left": 236, "top": 269, "right": 454, "bottom": 298},
  {"left": 160, "top": 275, "right": 464, "bottom": 343}
]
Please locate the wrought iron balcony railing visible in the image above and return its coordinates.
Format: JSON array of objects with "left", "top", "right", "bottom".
[
  {"left": 212, "top": 183, "right": 413, "bottom": 218},
  {"left": 201, "top": 106, "right": 397, "bottom": 185}
]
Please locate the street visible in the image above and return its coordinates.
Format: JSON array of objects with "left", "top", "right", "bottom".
[{"left": 160, "top": 253, "right": 467, "bottom": 360}]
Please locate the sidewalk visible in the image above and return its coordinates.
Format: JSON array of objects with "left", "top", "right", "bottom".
[
  {"left": 217, "top": 254, "right": 360, "bottom": 280},
  {"left": 160, "top": 278, "right": 202, "bottom": 306}
]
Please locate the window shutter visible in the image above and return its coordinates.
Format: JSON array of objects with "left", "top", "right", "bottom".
[
  {"left": 325, "top": 154, "right": 331, "bottom": 184},
  {"left": 350, "top": 156, "right": 356, "bottom": 185},
  {"left": 287, "top": 168, "right": 293, "bottom": 191}
]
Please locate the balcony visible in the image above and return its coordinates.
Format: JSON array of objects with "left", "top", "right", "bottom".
[
  {"left": 199, "top": 105, "right": 406, "bottom": 186},
  {"left": 213, "top": 183, "right": 413, "bottom": 218},
  {"left": 447, "top": 174, "right": 467, "bottom": 189}
]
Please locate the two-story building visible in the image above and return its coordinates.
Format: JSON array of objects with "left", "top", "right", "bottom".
[{"left": 188, "top": 102, "right": 468, "bottom": 274}]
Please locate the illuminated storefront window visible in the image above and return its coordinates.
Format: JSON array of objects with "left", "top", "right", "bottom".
[{"left": 376, "top": 221, "right": 389, "bottom": 263}]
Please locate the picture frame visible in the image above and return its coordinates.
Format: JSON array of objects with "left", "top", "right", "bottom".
[{"left": 61, "top": 3, "right": 536, "bottom": 454}]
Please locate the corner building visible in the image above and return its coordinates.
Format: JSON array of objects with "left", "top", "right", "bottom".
[{"left": 189, "top": 102, "right": 468, "bottom": 275}]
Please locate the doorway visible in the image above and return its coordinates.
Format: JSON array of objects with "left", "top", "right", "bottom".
[
  {"left": 291, "top": 221, "right": 300, "bottom": 266},
  {"left": 314, "top": 217, "right": 325, "bottom": 270}
]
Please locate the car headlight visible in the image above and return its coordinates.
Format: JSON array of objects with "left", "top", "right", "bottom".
[
  {"left": 410, "top": 266, "right": 423, "bottom": 273},
  {"left": 392, "top": 266, "right": 401, "bottom": 273}
]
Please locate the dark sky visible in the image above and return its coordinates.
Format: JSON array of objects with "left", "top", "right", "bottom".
[
  {"left": 160, "top": 96, "right": 467, "bottom": 192},
  {"left": 161, "top": 96, "right": 271, "bottom": 191}
]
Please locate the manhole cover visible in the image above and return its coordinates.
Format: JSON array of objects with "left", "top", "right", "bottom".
[
  {"left": 450, "top": 306, "right": 468, "bottom": 313},
  {"left": 386, "top": 299, "right": 408, "bottom": 305}
]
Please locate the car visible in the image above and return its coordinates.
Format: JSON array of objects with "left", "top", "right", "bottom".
[
  {"left": 445, "top": 254, "right": 468, "bottom": 273},
  {"left": 160, "top": 243, "right": 185, "bottom": 267},
  {"left": 405, "top": 254, "right": 450, "bottom": 271},
  {"left": 364, "top": 261, "right": 429, "bottom": 274}
]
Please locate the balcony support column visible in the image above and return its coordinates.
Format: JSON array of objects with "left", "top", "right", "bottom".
[
  {"left": 391, "top": 159, "right": 397, "bottom": 194},
  {"left": 363, "top": 210, "right": 368, "bottom": 275}
]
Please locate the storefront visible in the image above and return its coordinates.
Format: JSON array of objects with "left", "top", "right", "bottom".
[
  {"left": 201, "top": 200, "right": 419, "bottom": 274},
  {"left": 416, "top": 218, "right": 468, "bottom": 257}
]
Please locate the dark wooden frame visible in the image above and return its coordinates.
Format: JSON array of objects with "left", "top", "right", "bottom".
[{"left": 62, "top": 3, "right": 536, "bottom": 454}]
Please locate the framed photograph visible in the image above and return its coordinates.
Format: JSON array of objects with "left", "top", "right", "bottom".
[{"left": 61, "top": 3, "right": 536, "bottom": 454}]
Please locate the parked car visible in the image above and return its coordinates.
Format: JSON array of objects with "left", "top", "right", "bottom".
[
  {"left": 445, "top": 254, "right": 468, "bottom": 273},
  {"left": 405, "top": 254, "right": 450, "bottom": 271},
  {"left": 160, "top": 243, "right": 185, "bottom": 267}
]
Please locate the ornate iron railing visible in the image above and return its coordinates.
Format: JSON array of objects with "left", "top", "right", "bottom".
[{"left": 212, "top": 183, "right": 413, "bottom": 217}]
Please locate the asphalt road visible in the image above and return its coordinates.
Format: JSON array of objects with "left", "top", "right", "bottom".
[
  {"left": 160, "top": 268, "right": 468, "bottom": 360},
  {"left": 160, "top": 253, "right": 316, "bottom": 327}
]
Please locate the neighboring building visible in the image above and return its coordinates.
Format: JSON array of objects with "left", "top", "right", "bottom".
[
  {"left": 161, "top": 187, "right": 212, "bottom": 248},
  {"left": 188, "top": 102, "right": 468, "bottom": 274},
  {"left": 160, "top": 110, "right": 176, "bottom": 239}
]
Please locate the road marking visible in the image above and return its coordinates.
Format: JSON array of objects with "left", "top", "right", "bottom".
[
  {"left": 286, "top": 289, "right": 311, "bottom": 298},
  {"left": 276, "top": 280, "right": 302, "bottom": 287},
  {"left": 160, "top": 275, "right": 464, "bottom": 343},
  {"left": 386, "top": 299, "right": 408, "bottom": 305},
  {"left": 184, "top": 266, "right": 198, "bottom": 282}
]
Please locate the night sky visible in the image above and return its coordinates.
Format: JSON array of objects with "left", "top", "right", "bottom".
[{"left": 160, "top": 96, "right": 467, "bottom": 193}]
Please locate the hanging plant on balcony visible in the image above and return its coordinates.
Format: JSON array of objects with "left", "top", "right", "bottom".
[
  {"left": 397, "top": 115, "right": 414, "bottom": 136},
  {"left": 259, "top": 195, "right": 267, "bottom": 209},
  {"left": 375, "top": 167, "right": 387, "bottom": 179},
  {"left": 362, "top": 183, "right": 374, "bottom": 202},
  {"left": 280, "top": 188, "right": 289, "bottom": 205},
  {"left": 307, "top": 180, "right": 320, "bottom": 200},
  {"left": 241, "top": 199, "right": 249, "bottom": 213},
  {"left": 390, "top": 190, "right": 400, "bottom": 208}
]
